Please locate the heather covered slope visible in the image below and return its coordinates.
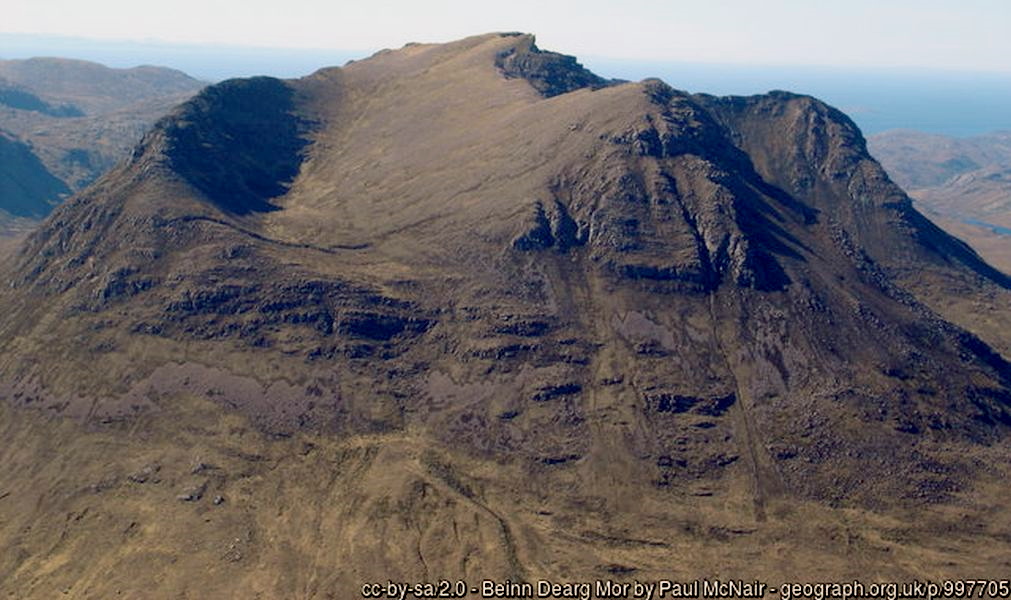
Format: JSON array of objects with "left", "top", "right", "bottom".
[{"left": 1, "top": 33, "right": 1009, "bottom": 597}]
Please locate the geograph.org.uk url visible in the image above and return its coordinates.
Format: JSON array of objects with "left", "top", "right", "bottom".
[{"left": 779, "top": 580, "right": 1011, "bottom": 600}]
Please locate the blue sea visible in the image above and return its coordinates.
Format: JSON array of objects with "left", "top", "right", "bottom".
[{"left": 582, "top": 58, "right": 1011, "bottom": 137}]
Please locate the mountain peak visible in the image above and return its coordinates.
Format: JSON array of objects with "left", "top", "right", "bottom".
[
  {"left": 492, "top": 33, "right": 612, "bottom": 97},
  {"left": 144, "top": 76, "right": 311, "bottom": 215}
]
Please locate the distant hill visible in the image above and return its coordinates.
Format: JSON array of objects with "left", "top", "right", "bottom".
[
  {"left": 0, "top": 57, "right": 203, "bottom": 114},
  {"left": 869, "top": 130, "right": 1011, "bottom": 272},
  {"left": 0, "top": 79, "right": 83, "bottom": 116},
  {"left": 0, "top": 57, "right": 204, "bottom": 230}
]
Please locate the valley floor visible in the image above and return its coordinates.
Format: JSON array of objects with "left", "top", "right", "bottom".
[{"left": 925, "top": 213, "right": 1011, "bottom": 275}]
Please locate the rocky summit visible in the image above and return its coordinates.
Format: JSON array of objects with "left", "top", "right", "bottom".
[{"left": 0, "top": 33, "right": 1009, "bottom": 597}]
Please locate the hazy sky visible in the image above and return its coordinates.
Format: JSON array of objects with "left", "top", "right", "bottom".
[{"left": 5, "top": 0, "right": 1011, "bottom": 72}]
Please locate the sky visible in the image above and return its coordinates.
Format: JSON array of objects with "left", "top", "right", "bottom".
[{"left": 5, "top": 0, "right": 1011, "bottom": 73}]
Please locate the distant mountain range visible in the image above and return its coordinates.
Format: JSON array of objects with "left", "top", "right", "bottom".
[
  {"left": 0, "top": 57, "right": 204, "bottom": 233},
  {"left": 869, "top": 130, "right": 1011, "bottom": 273}
]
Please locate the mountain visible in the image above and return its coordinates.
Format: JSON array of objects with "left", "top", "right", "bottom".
[
  {"left": 0, "top": 131, "right": 69, "bottom": 221},
  {"left": 0, "top": 57, "right": 204, "bottom": 230},
  {"left": 1, "top": 34, "right": 1010, "bottom": 597},
  {"left": 0, "top": 57, "right": 203, "bottom": 113},
  {"left": 869, "top": 129, "right": 1011, "bottom": 272},
  {"left": 0, "top": 79, "right": 83, "bottom": 117}
]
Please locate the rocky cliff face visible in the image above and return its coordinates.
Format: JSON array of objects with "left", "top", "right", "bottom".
[{"left": 1, "top": 33, "right": 1009, "bottom": 597}]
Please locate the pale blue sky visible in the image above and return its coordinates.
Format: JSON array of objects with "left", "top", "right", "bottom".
[{"left": 5, "top": 0, "right": 1011, "bottom": 72}]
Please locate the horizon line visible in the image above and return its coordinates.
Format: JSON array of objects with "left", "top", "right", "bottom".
[{"left": 3, "top": 30, "right": 1011, "bottom": 77}]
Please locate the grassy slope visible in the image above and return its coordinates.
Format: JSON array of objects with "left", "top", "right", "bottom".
[{"left": 1, "top": 396, "right": 1009, "bottom": 598}]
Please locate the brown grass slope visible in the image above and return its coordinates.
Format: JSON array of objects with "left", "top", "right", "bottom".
[{"left": 1, "top": 33, "right": 1010, "bottom": 597}]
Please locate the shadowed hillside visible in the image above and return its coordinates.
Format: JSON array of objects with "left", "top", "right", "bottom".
[{"left": 0, "top": 131, "right": 69, "bottom": 220}]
